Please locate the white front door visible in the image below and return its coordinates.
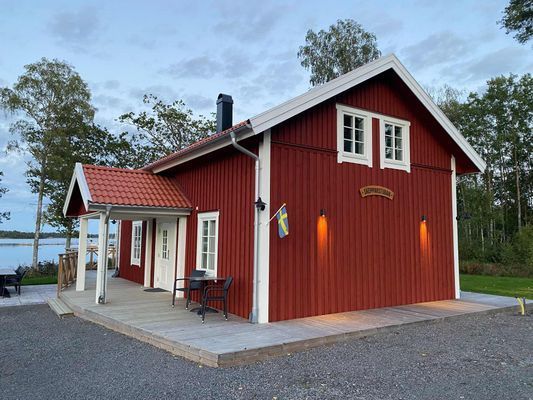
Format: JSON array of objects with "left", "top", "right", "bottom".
[{"left": 154, "top": 220, "right": 177, "bottom": 291}]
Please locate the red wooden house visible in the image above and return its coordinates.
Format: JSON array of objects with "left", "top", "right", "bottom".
[{"left": 63, "top": 54, "right": 485, "bottom": 323}]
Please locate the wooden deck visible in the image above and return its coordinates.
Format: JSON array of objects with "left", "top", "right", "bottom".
[{"left": 59, "top": 272, "right": 520, "bottom": 367}]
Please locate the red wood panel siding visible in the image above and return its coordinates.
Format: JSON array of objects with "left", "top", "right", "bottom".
[
  {"left": 268, "top": 72, "right": 455, "bottom": 322},
  {"left": 119, "top": 220, "right": 146, "bottom": 285},
  {"left": 170, "top": 146, "right": 256, "bottom": 319},
  {"left": 274, "top": 69, "right": 458, "bottom": 171}
]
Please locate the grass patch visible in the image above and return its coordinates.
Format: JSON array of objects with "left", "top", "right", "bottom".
[
  {"left": 22, "top": 275, "right": 57, "bottom": 285},
  {"left": 460, "top": 274, "right": 533, "bottom": 299}
]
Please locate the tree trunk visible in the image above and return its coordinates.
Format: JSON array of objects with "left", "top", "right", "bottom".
[
  {"left": 514, "top": 147, "right": 522, "bottom": 231},
  {"left": 32, "top": 163, "right": 46, "bottom": 268}
]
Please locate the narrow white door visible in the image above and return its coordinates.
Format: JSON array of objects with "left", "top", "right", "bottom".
[{"left": 155, "top": 221, "right": 176, "bottom": 291}]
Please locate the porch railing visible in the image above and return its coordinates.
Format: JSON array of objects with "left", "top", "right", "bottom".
[{"left": 57, "top": 251, "right": 78, "bottom": 297}]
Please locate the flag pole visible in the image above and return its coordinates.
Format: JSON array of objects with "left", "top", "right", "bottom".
[{"left": 267, "top": 203, "right": 286, "bottom": 225}]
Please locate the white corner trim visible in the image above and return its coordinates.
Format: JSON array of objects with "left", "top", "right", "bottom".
[
  {"left": 249, "top": 54, "right": 485, "bottom": 173},
  {"left": 336, "top": 104, "right": 373, "bottom": 167},
  {"left": 451, "top": 156, "right": 460, "bottom": 299},
  {"left": 257, "top": 130, "right": 271, "bottom": 323},
  {"left": 379, "top": 116, "right": 411, "bottom": 173},
  {"left": 195, "top": 211, "right": 220, "bottom": 276},
  {"left": 175, "top": 216, "right": 187, "bottom": 297},
  {"left": 63, "top": 162, "right": 93, "bottom": 216}
]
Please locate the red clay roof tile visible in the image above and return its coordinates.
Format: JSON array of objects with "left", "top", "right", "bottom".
[{"left": 82, "top": 164, "right": 191, "bottom": 209}]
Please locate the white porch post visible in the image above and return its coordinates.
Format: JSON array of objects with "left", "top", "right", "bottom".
[
  {"left": 76, "top": 217, "right": 88, "bottom": 291},
  {"left": 143, "top": 220, "right": 153, "bottom": 287},
  {"left": 95, "top": 209, "right": 110, "bottom": 304}
]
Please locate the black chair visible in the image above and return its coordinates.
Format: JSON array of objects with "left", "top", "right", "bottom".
[
  {"left": 201, "top": 276, "right": 233, "bottom": 323},
  {"left": 172, "top": 269, "right": 206, "bottom": 309},
  {"left": 5, "top": 267, "right": 28, "bottom": 296}
]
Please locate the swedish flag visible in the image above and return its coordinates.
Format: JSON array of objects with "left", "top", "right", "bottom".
[{"left": 276, "top": 206, "right": 289, "bottom": 238}]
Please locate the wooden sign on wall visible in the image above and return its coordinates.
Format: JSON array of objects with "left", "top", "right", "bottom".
[{"left": 359, "top": 185, "right": 394, "bottom": 200}]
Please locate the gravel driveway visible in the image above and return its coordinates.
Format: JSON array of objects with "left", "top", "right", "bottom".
[{"left": 0, "top": 304, "right": 531, "bottom": 400}]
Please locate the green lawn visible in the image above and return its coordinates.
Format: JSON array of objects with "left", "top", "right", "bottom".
[
  {"left": 22, "top": 275, "right": 57, "bottom": 285},
  {"left": 460, "top": 274, "right": 533, "bottom": 299}
]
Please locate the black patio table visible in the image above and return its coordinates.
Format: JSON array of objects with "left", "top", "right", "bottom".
[
  {"left": 185, "top": 275, "right": 227, "bottom": 315},
  {"left": 0, "top": 267, "right": 17, "bottom": 298}
]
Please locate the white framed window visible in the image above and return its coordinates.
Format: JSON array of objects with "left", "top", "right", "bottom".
[
  {"left": 131, "top": 221, "right": 142, "bottom": 266},
  {"left": 336, "top": 104, "right": 372, "bottom": 167},
  {"left": 161, "top": 228, "right": 169, "bottom": 260},
  {"left": 196, "top": 211, "right": 219, "bottom": 275},
  {"left": 380, "top": 116, "right": 411, "bottom": 172}
]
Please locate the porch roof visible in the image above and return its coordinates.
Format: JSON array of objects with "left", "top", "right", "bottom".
[{"left": 63, "top": 163, "right": 192, "bottom": 217}]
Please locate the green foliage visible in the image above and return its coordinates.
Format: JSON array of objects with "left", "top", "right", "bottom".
[
  {"left": 499, "top": 0, "right": 533, "bottom": 43},
  {"left": 502, "top": 225, "right": 533, "bottom": 269},
  {"left": 434, "top": 74, "right": 532, "bottom": 267},
  {"left": 0, "top": 230, "right": 68, "bottom": 239},
  {"left": 0, "top": 171, "right": 9, "bottom": 223},
  {"left": 297, "top": 19, "right": 381, "bottom": 86},
  {"left": 118, "top": 94, "right": 216, "bottom": 167}
]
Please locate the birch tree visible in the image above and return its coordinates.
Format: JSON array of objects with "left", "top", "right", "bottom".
[{"left": 0, "top": 58, "right": 95, "bottom": 267}]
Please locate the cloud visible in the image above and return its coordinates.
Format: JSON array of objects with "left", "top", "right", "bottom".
[
  {"left": 48, "top": 6, "right": 101, "bottom": 50},
  {"left": 184, "top": 94, "right": 214, "bottom": 111},
  {"left": 401, "top": 31, "right": 469, "bottom": 70},
  {"left": 440, "top": 46, "right": 532, "bottom": 86},
  {"left": 163, "top": 55, "right": 220, "bottom": 79}
]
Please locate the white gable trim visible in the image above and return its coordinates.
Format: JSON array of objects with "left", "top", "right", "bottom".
[
  {"left": 63, "top": 163, "right": 92, "bottom": 216},
  {"left": 249, "top": 54, "right": 485, "bottom": 173}
]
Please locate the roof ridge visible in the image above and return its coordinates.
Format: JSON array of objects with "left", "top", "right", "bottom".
[{"left": 83, "top": 164, "right": 151, "bottom": 174}]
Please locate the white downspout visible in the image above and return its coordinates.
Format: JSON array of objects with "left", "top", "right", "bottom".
[{"left": 230, "top": 130, "right": 261, "bottom": 324}]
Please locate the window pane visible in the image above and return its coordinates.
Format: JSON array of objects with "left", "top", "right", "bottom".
[
  {"left": 208, "top": 220, "right": 215, "bottom": 236},
  {"left": 394, "top": 126, "right": 402, "bottom": 138},
  {"left": 208, "top": 236, "right": 215, "bottom": 252},
  {"left": 385, "top": 124, "right": 393, "bottom": 136},
  {"left": 343, "top": 126, "right": 352, "bottom": 140},
  {"left": 354, "top": 129, "right": 364, "bottom": 142},
  {"left": 354, "top": 142, "right": 364, "bottom": 155},
  {"left": 395, "top": 149, "right": 403, "bottom": 161},
  {"left": 201, "top": 253, "right": 207, "bottom": 269},
  {"left": 385, "top": 136, "right": 392, "bottom": 148},
  {"left": 208, "top": 253, "right": 215, "bottom": 270},
  {"left": 395, "top": 138, "right": 402, "bottom": 150},
  {"left": 343, "top": 114, "right": 352, "bottom": 127},
  {"left": 385, "top": 147, "right": 393, "bottom": 159},
  {"left": 354, "top": 117, "right": 364, "bottom": 130},
  {"left": 202, "top": 221, "right": 208, "bottom": 236},
  {"left": 202, "top": 238, "right": 208, "bottom": 252},
  {"left": 344, "top": 140, "right": 352, "bottom": 153}
]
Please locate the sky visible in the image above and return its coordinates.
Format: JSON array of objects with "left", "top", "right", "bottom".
[{"left": 0, "top": 0, "right": 531, "bottom": 232}]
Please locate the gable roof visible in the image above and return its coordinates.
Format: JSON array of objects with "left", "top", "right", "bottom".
[
  {"left": 143, "top": 54, "right": 485, "bottom": 174},
  {"left": 63, "top": 163, "right": 192, "bottom": 217}
]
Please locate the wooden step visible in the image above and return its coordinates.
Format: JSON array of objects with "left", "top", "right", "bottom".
[{"left": 48, "top": 298, "right": 74, "bottom": 318}]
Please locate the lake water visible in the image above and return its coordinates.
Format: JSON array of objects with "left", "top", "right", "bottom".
[{"left": 0, "top": 238, "right": 105, "bottom": 268}]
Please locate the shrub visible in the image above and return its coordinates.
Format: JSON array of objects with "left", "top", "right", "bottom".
[{"left": 19, "top": 260, "right": 58, "bottom": 277}]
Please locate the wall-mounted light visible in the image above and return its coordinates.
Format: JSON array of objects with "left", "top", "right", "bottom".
[
  {"left": 254, "top": 197, "right": 266, "bottom": 211},
  {"left": 421, "top": 215, "right": 427, "bottom": 222},
  {"left": 320, "top": 209, "right": 326, "bottom": 217}
]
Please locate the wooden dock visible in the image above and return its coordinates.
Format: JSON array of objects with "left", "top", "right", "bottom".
[{"left": 59, "top": 272, "right": 520, "bottom": 367}]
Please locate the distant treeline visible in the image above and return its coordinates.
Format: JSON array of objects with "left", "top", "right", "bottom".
[{"left": 0, "top": 230, "right": 115, "bottom": 239}]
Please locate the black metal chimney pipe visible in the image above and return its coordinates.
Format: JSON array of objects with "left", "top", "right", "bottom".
[{"left": 216, "top": 93, "right": 233, "bottom": 133}]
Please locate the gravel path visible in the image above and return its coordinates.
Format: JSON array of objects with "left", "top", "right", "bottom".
[{"left": 0, "top": 304, "right": 531, "bottom": 400}]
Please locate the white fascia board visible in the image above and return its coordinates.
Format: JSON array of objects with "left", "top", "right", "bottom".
[
  {"left": 151, "top": 128, "right": 254, "bottom": 173},
  {"left": 63, "top": 162, "right": 93, "bottom": 216},
  {"left": 249, "top": 54, "right": 485, "bottom": 173}
]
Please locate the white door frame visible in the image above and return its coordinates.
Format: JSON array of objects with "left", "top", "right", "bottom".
[
  {"left": 153, "top": 217, "right": 187, "bottom": 294},
  {"left": 154, "top": 218, "right": 177, "bottom": 291}
]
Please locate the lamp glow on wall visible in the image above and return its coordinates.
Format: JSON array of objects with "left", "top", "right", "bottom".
[
  {"left": 317, "top": 209, "right": 328, "bottom": 257},
  {"left": 419, "top": 214, "right": 431, "bottom": 267}
]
